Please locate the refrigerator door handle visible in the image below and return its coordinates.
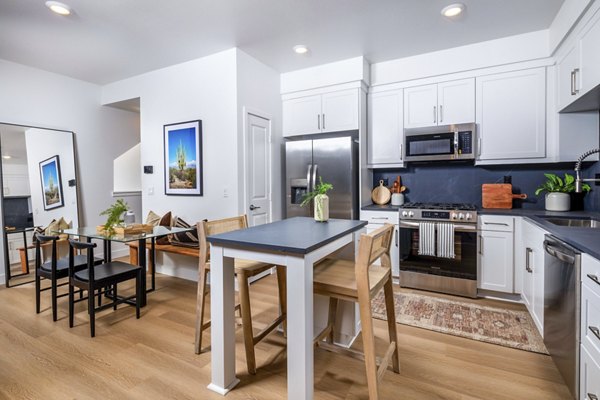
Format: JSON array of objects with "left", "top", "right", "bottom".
[
  {"left": 312, "top": 164, "right": 318, "bottom": 190},
  {"left": 306, "top": 164, "right": 313, "bottom": 192}
]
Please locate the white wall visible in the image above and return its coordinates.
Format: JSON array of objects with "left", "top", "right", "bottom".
[
  {"left": 113, "top": 143, "right": 141, "bottom": 193},
  {"left": 0, "top": 59, "right": 140, "bottom": 284},
  {"left": 371, "top": 30, "right": 550, "bottom": 86},
  {"left": 25, "top": 128, "right": 78, "bottom": 228},
  {"left": 102, "top": 49, "right": 239, "bottom": 279},
  {"left": 236, "top": 49, "right": 283, "bottom": 221},
  {"left": 549, "top": 0, "right": 594, "bottom": 53}
]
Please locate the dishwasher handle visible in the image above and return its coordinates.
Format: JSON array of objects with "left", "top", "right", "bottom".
[{"left": 544, "top": 241, "right": 576, "bottom": 265}]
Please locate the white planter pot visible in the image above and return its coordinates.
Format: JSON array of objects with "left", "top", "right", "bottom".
[
  {"left": 314, "top": 194, "right": 329, "bottom": 222},
  {"left": 545, "top": 192, "right": 570, "bottom": 211}
]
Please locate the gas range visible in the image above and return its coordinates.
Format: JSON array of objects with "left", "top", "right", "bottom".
[{"left": 399, "top": 202, "right": 477, "bottom": 223}]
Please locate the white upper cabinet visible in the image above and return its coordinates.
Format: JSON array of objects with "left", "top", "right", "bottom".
[
  {"left": 283, "top": 89, "right": 359, "bottom": 137},
  {"left": 283, "top": 95, "right": 322, "bottom": 137},
  {"left": 579, "top": 9, "right": 600, "bottom": 96},
  {"left": 476, "top": 68, "right": 546, "bottom": 161},
  {"left": 404, "top": 78, "right": 474, "bottom": 129},
  {"left": 404, "top": 84, "right": 437, "bottom": 128},
  {"left": 367, "top": 89, "right": 404, "bottom": 166},
  {"left": 321, "top": 90, "right": 359, "bottom": 133},
  {"left": 437, "top": 79, "right": 475, "bottom": 126},
  {"left": 557, "top": 43, "right": 582, "bottom": 111}
]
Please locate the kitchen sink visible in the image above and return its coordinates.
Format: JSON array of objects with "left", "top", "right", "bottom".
[{"left": 541, "top": 217, "right": 600, "bottom": 228}]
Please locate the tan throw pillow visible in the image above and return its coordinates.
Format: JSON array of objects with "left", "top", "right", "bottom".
[
  {"left": 44, "top": 219, "right": 60, "bottom": 237},
  {"left": 57, "top": 217, "right": 71, "bottom": 240},
  {"left": 146, "top": 210, "right": 161, "bottom": 226},
  {"left": 156, "top": 211, "right": 172, "bottom": 245}
]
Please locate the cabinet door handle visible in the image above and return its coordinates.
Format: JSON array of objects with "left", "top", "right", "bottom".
[
  {"left": 477, "top": 136, "right": 482, "bottom": 157},
  {"left": 571, "top": 70, "right": 576, "bottom": 96},
  {"left": 588, "top": 274, "right": 600, "bottom": 287},
  {"left": 573, "top": 68, "right": 580, "bottom": 95},
  {"left": 399, "top": 143, "right": 403, "bottom": 160},
  {"left": 588, "top": 393, "right": 598, "bottom": 400},
  {"left": 317, "top": 114, "right": 321, "bottom": 130},
  {"left": 525, "top": 248, "right": 533, "bottom": 273},
  {"left": 395, "top": 229, "right": 398, "bottom": 247},
  {"left": 433, "top": 106, "right": 437, "bottom": 124},
  {"left": 483, "top": 222, "right": 509, "bottom": 226},
  {"left": 590, "top": 326, "right": 600, "bottom": 341},
  {"left": 479, "top": 235, "right": 483, "bottom": 255},
  {"left": 372, "top": 217, "right": 389, "bottom": 220},
  {"left": 439, "top": 104, "right": 443, "bottom": 123},
  {"left": 322, "top": 114, "right": 325, "bottom": 130}
]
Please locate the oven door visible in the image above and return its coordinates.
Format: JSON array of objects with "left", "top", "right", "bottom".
[
  {"left": 404, "top": 132, "right": 456, "bottom": 162},
  {"left": 398, "top": 220, "right": 477, "bottom": 280}
]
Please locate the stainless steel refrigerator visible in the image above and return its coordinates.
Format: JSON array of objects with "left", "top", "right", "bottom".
[{"left": 285, "top": 136, "right": 358, "bottom": 219}]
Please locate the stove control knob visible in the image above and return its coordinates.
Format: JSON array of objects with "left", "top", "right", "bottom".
[
  {"left": 465, "top": 213, "right": 472, "bottom": 220},
  {"left": 408, "top": 211, "right": 414, "bottom": 218},
  {"left": 458, "top": 213, "right": 465, "bottom": 220},
  {"left": 402, "top": 211, "right": 408, "bottom": 217},
  {"left": 451, "top": 213, "right": 458, "bottom": 220}
]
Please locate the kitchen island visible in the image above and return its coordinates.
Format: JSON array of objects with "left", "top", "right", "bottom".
[{"left": 206, "top": 217, "right": 367, "bottom": 400}]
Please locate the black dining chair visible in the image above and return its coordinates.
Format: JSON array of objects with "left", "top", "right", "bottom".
[
  {"left": 68, "top": 239, "right": 143, "bottom": 337},
  {"left": 35, "top": 234, "right": 98, "bottom": 321}
]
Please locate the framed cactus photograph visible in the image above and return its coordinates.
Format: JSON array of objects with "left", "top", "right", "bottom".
[{"left": 163, "top": 120, "right": 203, "bottom": 196}]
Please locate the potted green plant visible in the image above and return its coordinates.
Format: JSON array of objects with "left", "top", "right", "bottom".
[
  {"left": 535, "top": 173, "right": 590, "bottom": 211},
  {"left": 100, "top": 199, "right": 129, "bottom": 233},
  {"left": 301, "top": 177, "right": 333, "bottom": 222}
]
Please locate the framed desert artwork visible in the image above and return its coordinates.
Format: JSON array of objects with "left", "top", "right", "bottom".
[{"left": 163, "top": 120, "right": 203, "bottom": 196}]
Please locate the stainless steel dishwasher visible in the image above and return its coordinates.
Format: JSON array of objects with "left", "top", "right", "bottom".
[{"left": 543, "top": 235, "right": 581, "bottom": 400}]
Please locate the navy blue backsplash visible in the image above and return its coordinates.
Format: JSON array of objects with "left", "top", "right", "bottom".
[{"left": 373, "top": 161, "right": 600, "bottom": 211}]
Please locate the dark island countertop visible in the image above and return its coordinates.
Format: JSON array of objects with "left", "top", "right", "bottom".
[
  {"left": 480, "top": 208, "right": 600, "bottom": 260},
  {"left": 206, "top": 217, "right": 367, "bottom": 255}
]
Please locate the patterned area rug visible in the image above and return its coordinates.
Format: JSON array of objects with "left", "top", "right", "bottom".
[{"left": 371, "top": 291, "right": 548, "bottom": 354}]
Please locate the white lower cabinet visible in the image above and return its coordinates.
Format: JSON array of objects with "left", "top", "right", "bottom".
[
  {"left": 582, "top": 254, "right": 600, "bottom": 400},
  {"left": 580, "top": 345, "right": 600, "bottom": 400},
  {"left": 477, "top": 215, "right": 514, "bottom": 293},
  {"left": 518, "top": 219, "right": 548, "bottom": 335},
  {"left": 360, "top": 210, "right": 399, "bottom": 278}
]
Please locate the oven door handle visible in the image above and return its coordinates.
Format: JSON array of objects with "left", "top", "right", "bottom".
[{"left": 399, "top": 220, "right": 477, "bottom": 232}]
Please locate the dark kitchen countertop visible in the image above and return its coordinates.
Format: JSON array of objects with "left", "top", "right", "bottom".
[
  {"left": 480, "top": 208, "right": 600, "bottom": 260},
  {"left": 206, "top": 217, "right": 367, "bottom": 255}
]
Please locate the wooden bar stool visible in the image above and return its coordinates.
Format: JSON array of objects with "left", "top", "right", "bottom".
[
  {"left": 194, "top": 215, "right": 287, "bottom": 375},
  {"left": 313, "top": 224, "right": 400, "bottom": 400}
]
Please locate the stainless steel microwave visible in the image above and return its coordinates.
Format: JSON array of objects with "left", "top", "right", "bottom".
[{"left": 404, "top": 123, "right": 477, "bottom": 162}]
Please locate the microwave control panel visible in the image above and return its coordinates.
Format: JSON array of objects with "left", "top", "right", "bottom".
[{"left": 458, "top": 131, "right": 473, "bottom": 155}]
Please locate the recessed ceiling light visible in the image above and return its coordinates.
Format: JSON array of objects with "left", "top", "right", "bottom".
[
  {"left": 441, "top": 3, "right": 465, "bottom": 18},
  {"left": 293, "top": 45, "right": 309, "bottom": 55},
  {"left": 2, "top": 155, "right": 11, "bottom": 159},
  {"left": 45, "top": 1, "right": 72, "bottom": 16}
]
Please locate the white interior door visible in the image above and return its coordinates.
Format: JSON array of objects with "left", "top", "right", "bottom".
[{"left": 245, "top": 113, "right": 271, "bottom": 227}]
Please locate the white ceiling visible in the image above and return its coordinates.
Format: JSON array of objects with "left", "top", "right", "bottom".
[{"left": 0, "top": 0, "right": 564, "bottom": 85}]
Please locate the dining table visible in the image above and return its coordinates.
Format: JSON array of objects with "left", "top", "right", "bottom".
[
  {"left": 206, "top": 216, "right": 367, "bottom": 400},
  {"left": 54, "top": 225, "right": 194, "bottom": 307}
]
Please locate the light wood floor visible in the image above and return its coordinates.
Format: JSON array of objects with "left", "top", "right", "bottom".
[{"left": 0, "top": 271, "right": 572, "bottom": 399}]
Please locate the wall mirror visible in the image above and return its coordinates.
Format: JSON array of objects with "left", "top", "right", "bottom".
[{"left": 0, "top": 123, "right": 79, "bottom": 287}]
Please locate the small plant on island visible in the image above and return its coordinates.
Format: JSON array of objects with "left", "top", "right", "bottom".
[
  {"left": 301, "top": 177, "right": 333, "bottom": 222},
  {"left": 100, "top": 199, "right": 129, "bottom": 233}
]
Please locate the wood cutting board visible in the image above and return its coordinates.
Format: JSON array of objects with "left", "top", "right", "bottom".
[
  {"left": 482, "top": 184, "right": 527, "bottom": 209},
  {"left": 372, "top": 180, "right": 391, "bottom": 205}
]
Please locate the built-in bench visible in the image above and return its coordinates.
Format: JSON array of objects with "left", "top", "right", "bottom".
[{"left": 18, "top": 239, "right": 68, "bottom": 273}]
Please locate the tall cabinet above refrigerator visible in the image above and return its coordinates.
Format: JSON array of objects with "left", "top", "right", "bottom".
[{"left": 285, "top": 135, "right": 359, "bottom": 220}]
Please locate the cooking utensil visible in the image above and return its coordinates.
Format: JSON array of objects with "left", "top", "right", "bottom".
[
  {"left": 482, "top": 184, "right": 527, "bottom": 209},
  {"left": 372, "top": 180, "right": 391, "bottom": 205}
]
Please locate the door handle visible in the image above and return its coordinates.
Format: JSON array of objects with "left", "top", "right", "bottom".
[
  {"left": 478, "top": 235, "right": 483, "bottom": 255},
  {"left": 573, "top": 68, "right": 580, "bottom": 95},
  {"left": 306, "top": 164, "right": 312, "bottom": 192},
  {"left": 571, "top": 70, "right": 576, "bottom": 96},
  {"left": 395, "top": 228, "right": 398, "bottom": 247},
  {"left": 590, "top": 326, "right": 600, "bottom": 341},
  {"left": 312, "top": 164, "right": 318, "bottom": 190},
  {"left": 525, "top": 248, "right": 533, "bottom": 273},
  {"left": 439, "top": 104, "right": 443, "bottom": 123},
  {"left": 249, "top": 205, "right": 261, "bottom": 211},
  {"left": 317, "top": 114, "right": 321, "bottom": 130},
  {"left": 588, "top": 274, "right": 600, "bottom": 287},
  {"left": 588, "top": 394, "right": 598, "bottom": 400},
  {"left": 433, "top": 106, "right": 437, "bottom": 124},
  {"left": 399, "top": 143, "right": 403, "bottom": 160},
  {"left": 322, "top": 114, "right": 325, "bottom": 130}
]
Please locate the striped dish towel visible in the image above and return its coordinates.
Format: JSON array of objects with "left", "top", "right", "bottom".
[
  {"left": 418, "top": 222, "right": 436, "bottom": 256},
  {"left": 437, "top": 222, "right": 455, "bottom": 259}
]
